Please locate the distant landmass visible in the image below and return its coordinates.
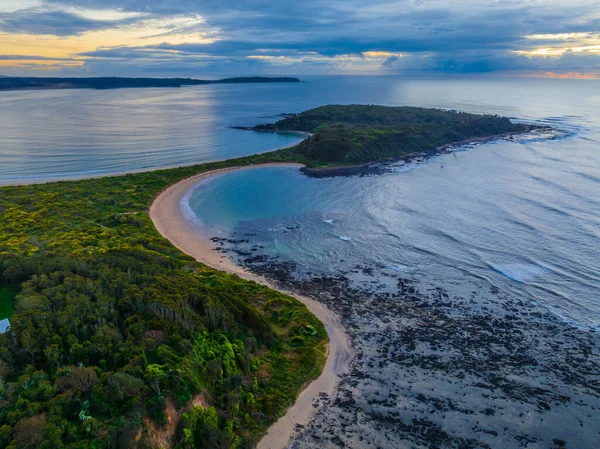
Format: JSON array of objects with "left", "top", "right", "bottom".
[
  {"left": 0, "top": 76, "right": 301, "bottom": 91},
  {"left": 244, "top": 105, "right": 535, "bottom": 171}
]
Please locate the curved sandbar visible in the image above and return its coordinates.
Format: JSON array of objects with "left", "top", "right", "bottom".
[{"left": 149, "top": 163, "right": 353, "bottom": 449}]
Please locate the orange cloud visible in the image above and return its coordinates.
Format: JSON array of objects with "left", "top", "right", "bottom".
[
  {"left": 534, "top": 71, "right": 598, "bottom": 79},
  {"left": 0, "top": 14, "right": 217, "bottom": 69}
]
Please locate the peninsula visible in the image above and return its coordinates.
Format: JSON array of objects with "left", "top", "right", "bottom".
[
  {"left": 239, "top": 104, "right": 535, "bottom": 176},
  {"left": 0, "top": 76, "right": 301, "bottom": 91},
  {"left": 0, "top": 105, "right": 537, "bottom": 448},
  {"left": 252, "top": 104, "right": 529, "bottom": 162}
]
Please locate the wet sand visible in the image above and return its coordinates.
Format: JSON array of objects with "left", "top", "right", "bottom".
[{"left": 149, "top": 163, "right": 353, "bottom": 449}]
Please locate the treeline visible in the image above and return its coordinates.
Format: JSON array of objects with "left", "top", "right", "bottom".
[
  {"left": 254, "top": 105, "right": 528, "bottom": 166},
  {"left": 0, "top": 156, "right": 326, "bottom": 449}
]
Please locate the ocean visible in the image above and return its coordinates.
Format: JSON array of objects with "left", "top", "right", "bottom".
[
  {"left": 3, "top": 76, "right": 600, "bottom": 448},
  {"left": 184, "top": 77, "right": 600, "bottom": 448},
  {"left": 185, "top": 76, "right": 600, "bottom": 331}
]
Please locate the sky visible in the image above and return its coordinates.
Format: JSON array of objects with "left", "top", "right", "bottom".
[{"left": 0, "top": 0, "right": 599, "bottom": 78}]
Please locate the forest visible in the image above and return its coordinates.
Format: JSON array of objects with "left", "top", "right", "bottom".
[
  {"left": 253, "top": 105, "right": 528, "bottom": 166},
  {"left": 0, "top": 104, "right": 525, "bottom": 448},
  {"left": 0, "top": 154, "right": 326, "bottom": 449}
]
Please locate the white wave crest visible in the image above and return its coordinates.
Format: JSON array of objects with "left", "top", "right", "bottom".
[{"left": 492, "top": 263, "right": 548, "bottom": 283}]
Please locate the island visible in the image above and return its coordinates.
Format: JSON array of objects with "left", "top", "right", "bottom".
[
  {"left": 0, "top": 76, "right": 300, "bottom": 91},
  {"left": 0, "top": 105, "right": 538, "bottom": 448}
]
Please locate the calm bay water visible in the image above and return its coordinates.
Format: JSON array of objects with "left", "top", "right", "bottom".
[
  {"left": 0, "top": 84, "right": 305, "bottom": 184},
  {"left": 187, "top": 77, "right": 600, "bottom": 330}
]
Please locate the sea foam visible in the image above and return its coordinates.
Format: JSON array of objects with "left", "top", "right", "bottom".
[
  {"left": 388, "top": 264, "right": 409, "bottom": 273},
  {"left": 492, "top": 263, "right": 548, "bottom": 283}
]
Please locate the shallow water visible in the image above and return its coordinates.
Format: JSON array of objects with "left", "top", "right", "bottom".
[{"left": 188, "top": 128, "right": 600, "bottom": 330}]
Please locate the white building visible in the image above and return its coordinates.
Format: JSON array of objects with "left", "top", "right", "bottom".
[{"left": 0, "top": 318, "right": 10, "bottom": 333}]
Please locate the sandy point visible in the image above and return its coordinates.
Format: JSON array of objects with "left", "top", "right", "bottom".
[{"left": 149, "top": 162, "right": 353, "bottom": 449}]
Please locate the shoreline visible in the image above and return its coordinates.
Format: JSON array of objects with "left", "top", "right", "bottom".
[
  {"left": 2, "top": 124, "right": 551, "bottom": 187},
  {"left": 300, "top": 124, "right": 550, "bottom": 178},
  {"left": 149, "top": 163, "right": 353, "bottom": 449},
  {"left": 0, "top": 76, "right": 301, "bottom": 93}
]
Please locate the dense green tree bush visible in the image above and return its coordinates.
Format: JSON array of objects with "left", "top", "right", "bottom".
[
  {"left": 256, "top": 105, "right": 528, "bottom": 166},
  {"left": 0, "top": 156, "right": 327, "bottom": 448}
]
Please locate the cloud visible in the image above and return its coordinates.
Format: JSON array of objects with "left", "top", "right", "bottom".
[
  {"left": 0, "top": 7, "right": 147, "bottom": 36},
  {"left": 382, "top": 55, "right": 401, "bottom": 68},
  {"left": 0, "top": 54, "right": 75, "bottom": 61},
  {"left": 0, "top": 0, "right": 599, "bottom": 76}
]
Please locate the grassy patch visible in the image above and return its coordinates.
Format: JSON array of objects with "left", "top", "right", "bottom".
[{"left": 254, "top": 104, "right": 528, "bottom": 166}]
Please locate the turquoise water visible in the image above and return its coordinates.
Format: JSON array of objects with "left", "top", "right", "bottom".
[{"left": 187, "top": 78, "right": 600, "bottom": 330}]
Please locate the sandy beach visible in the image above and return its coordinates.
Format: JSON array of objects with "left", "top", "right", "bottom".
[{"left": 149, "top": 162, "right": 353, "bottom": 449}]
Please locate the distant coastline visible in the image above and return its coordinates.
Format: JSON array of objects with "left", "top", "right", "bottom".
[{"left": 0, "top": 76, "right": 301, "bottom": 91}]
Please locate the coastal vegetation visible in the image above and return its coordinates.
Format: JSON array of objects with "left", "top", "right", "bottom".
[
  {"left": 0, "top": 158, "right": 326, "bottom": 449},
  {"left": 0, "top": 76, "right": 300, "bottom": 91},
  {"left": 0, "top": 104, "right": 528, "bottom": 448},
  {"left": 253, "top": 105, "right": 528, "bottom": 166}
]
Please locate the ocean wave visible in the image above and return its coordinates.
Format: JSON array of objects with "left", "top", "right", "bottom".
[
  {"left": 180, "top": 186, "right": 207, "bottom": 229},
  {"left": 492, "top": 263, "right": 548, "bottom": 283},
  {"left": 268, "top": 224, "right": 285, "bottom": 232},
  {"left": 388, "top": 161, "right": 422, "bottom": 173},
  {"left": 387, "top": 264, "right": 409, "bottom": 273},
  {"left": 268, "top": 224, "right": 299, "bottom": 233}
]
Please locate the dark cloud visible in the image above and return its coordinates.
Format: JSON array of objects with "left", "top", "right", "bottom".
[
  {"left": 382, "top": 55, "right": 401, "bottom": 68},
  {"left": 382, "top": 48, "right": 600, "bottom": 74},
  {"left": 0, "top": 8, "right": 138, "bottom": 36}
]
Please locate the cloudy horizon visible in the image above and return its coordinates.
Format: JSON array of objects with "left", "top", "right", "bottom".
[{"left": 1, "top": 0, "right": 599, "bottom": 78}]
